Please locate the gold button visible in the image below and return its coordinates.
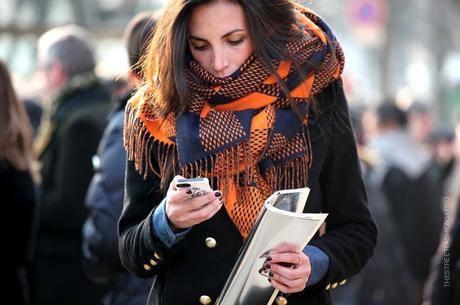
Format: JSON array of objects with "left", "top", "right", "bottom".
[
  {"left": 143, "top": 264, "right": 151, "bottom": 271},
  {"left": 339, "top": 279, "right": 347, "bottom": 285},
  {"left": 331, "top": 282, "right": 338, "bottom": 289},
  {"left": 199, "top": 295, "right": 212, "bottom": 305},
  {"left": 205, "top": 237, "right": 217, "bottom": 249},
  {"left": 275, "top": 295, "right": 288, "bottom": 305},
  {"left": 154, "top": 252, "right": 161, "bottom": 260},
  {"left": 149, "top": 259, "right": 157, "bottom": 266},
  {"left": 325, "top": 283, "right": 331, "bottom": 290}
]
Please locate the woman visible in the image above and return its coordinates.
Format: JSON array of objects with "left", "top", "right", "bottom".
[
  {"left": 119, "top": 1, "right": 377, "bottom": 305},
  {"left": 0, "top": 60, "right": 37, "bottom": 305}
]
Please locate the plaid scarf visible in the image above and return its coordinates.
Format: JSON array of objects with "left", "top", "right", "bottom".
[{"left": 124, "top": 5, "right": 345, "bottom": 239}]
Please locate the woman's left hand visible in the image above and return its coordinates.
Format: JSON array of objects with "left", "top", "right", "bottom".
[{"left": 263, "top": 242, "right": 311, "bottom": 293}]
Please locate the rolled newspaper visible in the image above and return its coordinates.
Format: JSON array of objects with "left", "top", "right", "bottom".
[{"left": 216, "top": 188, "right": 328, "bottom": 305}]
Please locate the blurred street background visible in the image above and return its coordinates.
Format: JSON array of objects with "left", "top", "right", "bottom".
[
  {"left": 2, "top": 1, "right": 460, "bottom": 305},
  {"left": 1, "top": 0, "right": 460, "bottom": 123}
]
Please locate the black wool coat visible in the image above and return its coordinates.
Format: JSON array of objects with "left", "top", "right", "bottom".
[
  {"left": 31, "top": 81, "right": 112, "bottom": 305},
  {"left": 1, "top": 160, "right": 36, "bottom": 305},
  {"left": 119, "top": 80, "right": 377, "bottom": 305}
]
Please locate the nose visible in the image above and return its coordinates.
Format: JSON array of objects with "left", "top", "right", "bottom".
[{"left": 212, "top": 48, "right": 229, "bottom": 75}]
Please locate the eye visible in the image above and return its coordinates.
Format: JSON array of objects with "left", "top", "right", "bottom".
[
  {"left": 228, "top": 38, "right": 244, "bottom": 46},
  {"left": 191, "top": 44, "right": 209, "bottom": 51}
]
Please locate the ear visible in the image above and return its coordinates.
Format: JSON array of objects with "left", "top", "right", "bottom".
[
  {"left": 53, "top": 61, "right": 68, "bottom": 83},
  {"left": 128, "top": 70, "right": 141, "bottom": 87}
]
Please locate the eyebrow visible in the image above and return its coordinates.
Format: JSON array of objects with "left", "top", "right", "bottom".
[{"left": 189, "top": 29, "right": 245, "bottom": 41}]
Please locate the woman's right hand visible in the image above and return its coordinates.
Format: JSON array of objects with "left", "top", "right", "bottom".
[{"left": 165, "top": 176, "right": 223, "bottom": 230}]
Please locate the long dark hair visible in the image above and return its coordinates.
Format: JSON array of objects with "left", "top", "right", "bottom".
[
  {"left": 0, "top": 60, "right": 35, "bottom": 175},
  {"left": 142, "top": 0, "right": 306, "bottom": 117}
]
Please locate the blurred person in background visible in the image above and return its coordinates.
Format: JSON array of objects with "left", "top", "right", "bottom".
[
  {"left": 332, "top": 103, "right": 419, "bottom": 305},
  {"left": 368, "top": 102, "right": 443, "bottom": 304},
  {"left": 424, "top": 112, "right": 460, "bottom": 305},
  {"left": 102, "top": 77, "right": 130, "bottom": 105},
  {"left": 30, "top": 24, "right": 112, "bottom": 305},
  {"left": 81, "top": 11, "right": 160, "bottom": 305},
  {"left": 428, "top": 127, "right": 457, "bottom": 193},
  {"left": 407, "top": 101, "right": 434, "bottom": 146},
  {"left": 347, "top": 104, "right": 378, "bottom": 175},
  {"left": 0, "top": 60, "right": 37, "bottom": 305},
  {"left": 360, "top": 106, "right": 379, "bottom": 148},
  {"left": 22, "top": 98, "right": 43, "bottom": 139}
]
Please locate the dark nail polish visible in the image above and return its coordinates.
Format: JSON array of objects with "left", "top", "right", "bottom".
[
  {"left": 266, "top": 256, "right": 272, "bottom": 261},
  {"left": 268, "top": 279, "right": 272, "bottom": 283},
  {"left": 264, "top": 263, "right": 271, "bottom": 269},
  {"left": 269, "top": 271, "right": 274, "bottom": 277},
  {"left": 215, "top": 191, "right": 222, "bottom": 197},
  {"left": 259, "top": 268, "right": 271, "bottom": 278},
  {"left": 186, "top": 189, "right": 192, "bottom": 194}
]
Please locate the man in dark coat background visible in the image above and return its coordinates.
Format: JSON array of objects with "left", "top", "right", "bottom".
[
  {"left": 30, "top": 24, "right": 112, "bottom": 305},
  {"left": 368, "top": 103, "right": 443, "bottom": 304}
]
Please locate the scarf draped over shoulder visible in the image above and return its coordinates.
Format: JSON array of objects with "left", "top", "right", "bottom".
[{"left": 124, "top": 4, "right": 345, "bottom": 239}]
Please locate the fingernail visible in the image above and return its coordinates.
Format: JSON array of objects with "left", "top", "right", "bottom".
[
  {"left": 266, "top": 256, "right": 272, "bottom": 261},
  {"left": 269, "top": 271, "right": 274, "bottom": 277},
  {"left": 215, "top": 191, "right": 222, "bottom": 197},
  {"left": 186, "top": 189, "right": 192, "bottom": 194},
  {"left": 264, "top": 263, "right": 271, "bottom": 269},
  {"left": 268, "top": 279, "right": 272, "bottom": 283}
]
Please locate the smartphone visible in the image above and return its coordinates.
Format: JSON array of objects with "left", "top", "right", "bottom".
[{"left": 176, "top": 177, "right": 212, "bottom": 198}]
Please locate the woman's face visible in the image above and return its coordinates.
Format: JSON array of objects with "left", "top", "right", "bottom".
[{"left": 188, "top": 1, "right": 254, "bottom": 78}]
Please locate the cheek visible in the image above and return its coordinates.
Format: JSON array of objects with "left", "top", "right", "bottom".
[
  {"left": 190, "top": 49, "right": 212, "bottom": 67},
  {"left": 233, "top": 42, "right": 253, "bottom": 66},
  {"left": 44, "top": 73, "right": 55, "bottom": 88}
]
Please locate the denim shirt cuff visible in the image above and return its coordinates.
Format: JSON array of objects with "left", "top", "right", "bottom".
[
  {"left": 303, "top": 245, "right": 330, "bottom": 286},
  {"left": 151, "top": 198, "right": 191, "bottom": 248}
]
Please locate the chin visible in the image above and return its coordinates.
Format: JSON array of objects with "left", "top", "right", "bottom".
[
  {"left": 213, "top": 70, "right": 234, "bottom": 79},
  {"left": 202, "top": 66, "right": 236, "bottom": 78}
]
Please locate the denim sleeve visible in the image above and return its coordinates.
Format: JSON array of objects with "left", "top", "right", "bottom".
[
  {"left": 151, "top": 198, "right": 191, "bottom": 248},
  {"left": 303, "top": 245, "right": 330, "bottom": 286}
]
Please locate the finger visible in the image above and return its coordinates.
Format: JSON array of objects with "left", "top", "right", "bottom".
[
  {"left": 203, "top": 198, "right": 224, "bottom": 219},
  {"left": 268, "top": 251, "right": 307, "bottom": 266},
  {"left": 271, "top": 272, "right": 307, "bottom": 291},
  {"left": 270, "top": 242, "right": 300, "bottom": 255},
  {"left": 188, "top": 198, "right": 223, "bottom": 223},
  {"left": 269, "top": 278, "right": 304, "bottom": 294},
  {"left": 168, "top": 197, "right": 222, "bottom": 228},
  {"left": 269, "top": 262, "right": 310, "bottom": 281},
  {"left": 172, "top": 193, "right": 222, "bottom": 226},
  {"left": 188, "top": 190, "right": 222, "bottom": 210},
  {"left": 191, "top": 196, "right": 222, "bottom": 214},
  {"left": 168, "top": 187, "right": 194, "bottom": 205}
]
